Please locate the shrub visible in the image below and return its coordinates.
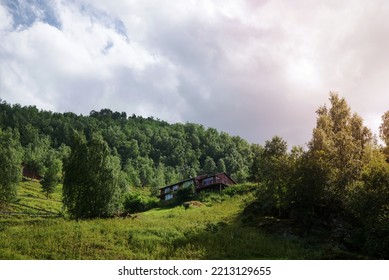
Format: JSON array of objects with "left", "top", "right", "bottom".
[
  {"left": 175, "top": 185, "right": 197, "bottom": 204},
  {"left": 123, "top": 193, "right": 159, "bottom": 214},
  {"left": 223, "top": 182, "right": 258, "bottom": 197}
]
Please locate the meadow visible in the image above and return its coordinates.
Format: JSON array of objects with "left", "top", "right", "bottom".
[{"left": 0, "top": 181, "right": 348, "bottom": 260}]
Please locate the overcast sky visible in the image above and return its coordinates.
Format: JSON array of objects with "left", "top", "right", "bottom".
[{"left": 1, "top": 0, "right": 388, "bottom": 146}]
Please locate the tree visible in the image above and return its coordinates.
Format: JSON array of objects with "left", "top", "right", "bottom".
[
  {"left": 0, "top": 129, "right": 23, "bottom": 205},
  {"left": 303, "top": 93, "right": 374, "bottom": 215},
  {"left": 23, "top": 135, "right": 51, "bottom": 178},
  {"left": 379, "top": 111, "right": 389, "bottom": 146},
  {"left": 217, "top": 158, "right": 227, "bottom": 173},
  {"left": 123, "top": 160, "right": 141, "bottom": 187},
  {"left": 41, "top": 156, "right": 62, "bottom": 198},
  {"left": 63, "top": 132, "right": 122, "bottom": 219},
  {"left": 249, "top": 144, "right": 264, "bottom": 183},
  {"left": 203, "top": 156, "right": 217, "bottom": 173},
  {"left": 137, "top": 156, "right": 155, "bottom": 187},
  {"left": 379, "top": 111, "right": 389, "bottom": 159},
  {"left": 151, "top": 163, "right": 166, "bottom": 196},
  {"left": 261, "top": 136, "right": 290, "bottom": 216},
  {"left": 346, "top": 150, "right": 389, "bottom": 257}
]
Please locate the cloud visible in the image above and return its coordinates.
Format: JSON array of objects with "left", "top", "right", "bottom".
[
  {"left": 2, "top": 0, "right": 61, "bottom": 30},
  {"left": 1, "top": 0, "right": 389, "bottom": 146}
]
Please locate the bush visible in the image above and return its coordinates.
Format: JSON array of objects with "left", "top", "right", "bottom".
[
  {"left": 123, "top": 193, "right": 159, "bottom": 214},
  {"left": 198, "top": 192, "right": 228, "bottom": 204},
  {"left": 175, "top": 185, "right": 197, "bottom": 204},
  {"left": 345, "top": 154, "right": 389, "bottom": 258},
  {"left": 223, "top": 183, "right": 258, "bottom": 197}
]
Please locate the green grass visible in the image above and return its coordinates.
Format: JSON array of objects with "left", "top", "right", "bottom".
[
  {"left": 4, "top": 180, "right": 63, "bottom": 215},
  {"left": 0, "top": 181, "right": 329, "bottom": 260}
]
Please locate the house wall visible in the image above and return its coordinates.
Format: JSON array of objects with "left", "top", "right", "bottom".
[{"left": 159, "top": 178, "right": 195, "bottom": 201}]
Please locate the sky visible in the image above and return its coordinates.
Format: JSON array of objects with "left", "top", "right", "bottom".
[{"left": 1, "top": 0, "right": 389, "bottom": 147}]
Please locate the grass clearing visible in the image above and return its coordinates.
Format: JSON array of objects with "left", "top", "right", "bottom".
[{"left": 0, "top": 181, "right": 333, "bottom": 259}]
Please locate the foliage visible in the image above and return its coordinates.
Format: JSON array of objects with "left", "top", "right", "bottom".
[
  {"left": 203, "top": 156, "right": 217, "bottom": 173},
  {"left": 251, "top": 136, "right": 293, "bottom": 217},
  {"left": 41, "top": 152, "right": 63, "bottom": 198},
  {"left": 222, "top": 182, "right": 258, "bottom": 197},
  {"left": 379, "top": 110, "right": 389, "bottom": 159},
  {"left": 0, "top": 100, "right": 253, "bottom": 192},
  {"left": 379, "top": 110, "right": 389, "bottom": 147},
  {"left": 123, "top": 192, "right": 159, "bottom": 214},
  {"left": 297, "top": 93, "right": 374, "bottom": 217},
  {"left": 175, "top": 184, "right": 197, "bottom": 203},
  {"left": 23, "top": 135, "right": 51, "bottom": 177},
  {"left": 247, "top": 93, "right": 389, "bottom": 258},
  {"left": 63, "top": 132, "right": 122, "bottom": 219},
  {"left": 346, "top": 151, "right": 389, "bottom": 257},
  {"left": 0, "top": 129, "right": 23, "bottom": 204}
]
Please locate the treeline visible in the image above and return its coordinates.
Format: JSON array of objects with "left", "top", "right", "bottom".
[
  {"left": 0, "top": 99, "right": 252, "bottom": 209},
  {"left": 249, "top": 93, "right": 389, "bottom": 258}
]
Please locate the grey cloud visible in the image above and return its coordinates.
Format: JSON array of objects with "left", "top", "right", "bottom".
[{"left": 1, "top": 0, "right": 389, "bottom": 147}]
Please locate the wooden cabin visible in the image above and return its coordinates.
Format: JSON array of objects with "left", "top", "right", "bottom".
[{"left": 158, "top": 172, "right": 236, "bottom": 201}]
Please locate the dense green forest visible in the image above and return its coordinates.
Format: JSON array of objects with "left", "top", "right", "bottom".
[
  {"left": 1, "top": 93, "right": 389, "bottom": 258},
  {"left": 0, "top": 98, "right": 252, "bottom": 184}
]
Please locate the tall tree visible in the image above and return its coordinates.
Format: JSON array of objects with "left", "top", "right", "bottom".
[
  {"left": 262, "top": 136, "right": 290, "bottom": 216},
  {"left": 249, "top": 144, "right": 264, "bottom": 183},
  {"left": 63, "top": 132, "right": 122, "bottom": 219},
  {"left": 305, "top": 93, "right": 373, "bottom": 211},
  {"left": 41, "top": 155, "right": 62, "bottom": 198},
  {"left": 0, "top": 129, "right": 23, "bottom": 204}
]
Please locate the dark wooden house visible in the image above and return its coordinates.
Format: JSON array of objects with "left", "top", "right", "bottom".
[{"left": 158, "top": 172, "right": 236, "bottom": 201}]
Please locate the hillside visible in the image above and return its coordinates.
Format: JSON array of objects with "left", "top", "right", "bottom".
[
  {"left": 1, "top": 95, "right": 388, "bottom": 259},
  {"left": 0, "top": 181, "right": 328, "bottom": 260},
  {"left": 0, "top": 99, "right": 253, "bottom": 186}
]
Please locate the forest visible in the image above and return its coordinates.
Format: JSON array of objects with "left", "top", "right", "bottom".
[{"left": 1, "top": 93, "right": 389, "bottom": 258}]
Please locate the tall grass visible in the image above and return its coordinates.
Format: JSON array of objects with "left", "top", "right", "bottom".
[
  {"left": 0, "top": 193, "right": 320, "bottom": 259},
  {"left": 0, "top": 181, "right": 325, "bottom": 260}
]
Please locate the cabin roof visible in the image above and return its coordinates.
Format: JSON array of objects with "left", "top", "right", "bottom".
[{"left": 159, "top": 177, "right": 195, "bottom": 190}]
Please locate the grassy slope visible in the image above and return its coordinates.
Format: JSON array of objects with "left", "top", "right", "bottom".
[
  {"left": 0, "top": 181, "right": 322, "bottom": 260},
  {"left": 3, "top": 180, "right": 62, "bottom": 215}
]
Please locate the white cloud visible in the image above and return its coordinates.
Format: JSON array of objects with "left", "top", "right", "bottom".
[
  {"left": 1, "top": 0, "right": 389, "bottom": 146},
  {"left": 0, "top": 4, "right": 13, "bottom": 31}
]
